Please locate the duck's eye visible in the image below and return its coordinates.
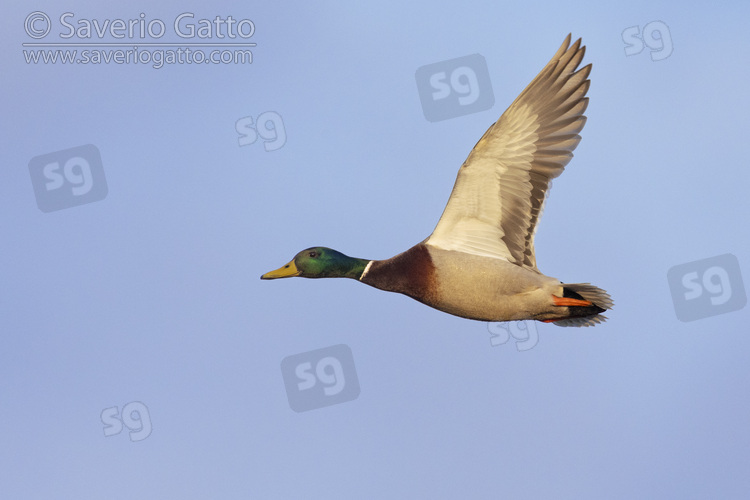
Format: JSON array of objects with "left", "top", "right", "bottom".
[{"left": 308, "top": 251, "right": 317, "bottom": 258}]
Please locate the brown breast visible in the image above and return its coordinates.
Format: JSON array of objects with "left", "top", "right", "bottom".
[{"left": 360, "top": 243, "right": 438, "bottom": 305}]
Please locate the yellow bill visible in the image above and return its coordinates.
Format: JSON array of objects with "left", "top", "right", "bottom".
[{"left": 261, "top": 259, "right": 300, "bottom": 279}]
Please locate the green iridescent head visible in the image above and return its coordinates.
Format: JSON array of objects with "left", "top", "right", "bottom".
[{"left": 261, "top": 247, "right": 369, "bottom": 280}]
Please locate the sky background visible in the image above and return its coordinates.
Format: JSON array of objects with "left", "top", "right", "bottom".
[{"left": 3, "top": 1, "right": 750, "bottom": 498}]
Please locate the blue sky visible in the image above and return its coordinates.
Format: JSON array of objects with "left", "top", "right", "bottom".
[{"left": 3, "top": 1, "right": 750, "bottom": 498}]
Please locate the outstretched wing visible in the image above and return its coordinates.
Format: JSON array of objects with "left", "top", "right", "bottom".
[{"left": 425, "top": 34, "right": 591, "bottom": 272}]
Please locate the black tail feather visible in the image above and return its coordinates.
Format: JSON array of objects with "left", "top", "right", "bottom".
[{"left": 553, "top": 283, "right": 613, "bottom": 327}]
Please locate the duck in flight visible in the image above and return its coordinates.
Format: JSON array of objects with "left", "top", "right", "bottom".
[{"left": 262, "top": 35, "right": 612, "bottom": 327}]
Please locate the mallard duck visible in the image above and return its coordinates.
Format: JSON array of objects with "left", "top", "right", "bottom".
[{"left": 262, "top": 34, "right": 612, "bottom": 327}]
